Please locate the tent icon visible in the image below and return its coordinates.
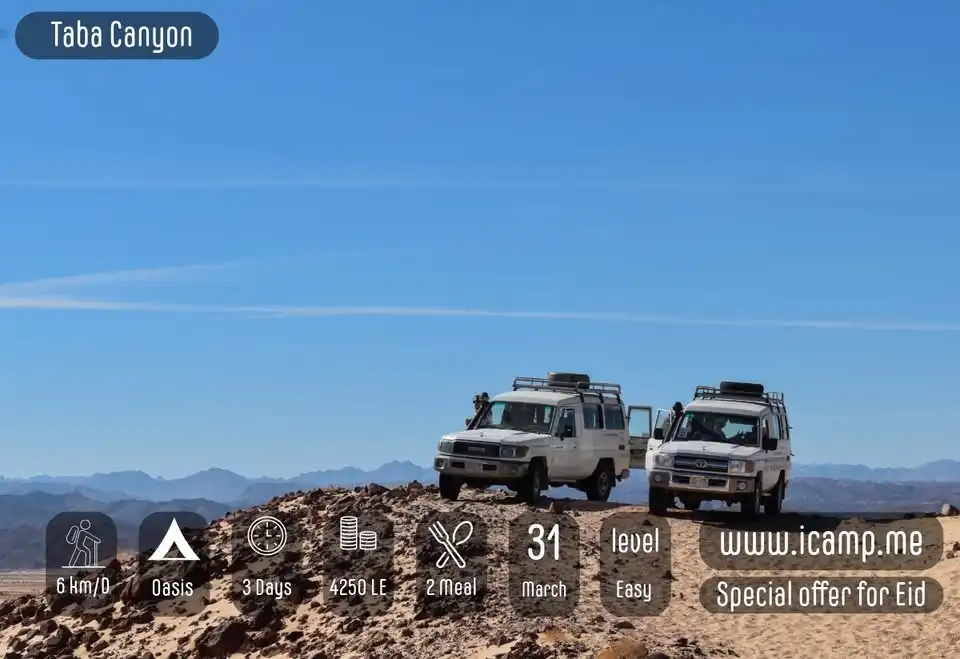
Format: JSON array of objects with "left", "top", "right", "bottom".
[{"left": 147, "top": 518, "right": 200, "bottom": 562}]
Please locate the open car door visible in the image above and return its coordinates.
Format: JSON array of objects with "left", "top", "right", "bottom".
[
  {"left": 644, "top": 408, "right": 672, "bottom": 471},
  {"left": 627, "top": 406, "right": 652, "bottom": 469}
]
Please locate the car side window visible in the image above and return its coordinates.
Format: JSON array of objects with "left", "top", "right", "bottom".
[
  {"left": 604, "top": 406, "right": 626, "bottom": 430},
  {"left": 583, "top": 404, "right": 603, "bottom": 430},
  {"left": 558, "top": 408, "right": 578, "bottom": 437},
  {"left": 768, "top": 414, "right": 781, "bottom": 440}
]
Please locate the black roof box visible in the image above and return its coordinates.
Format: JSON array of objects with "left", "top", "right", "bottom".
[
  {"left": 547, "top": 372, "right": 591, "bottom": 388},
  {"left": 719, "top": 381, "right": 765, "bottom": 396}
]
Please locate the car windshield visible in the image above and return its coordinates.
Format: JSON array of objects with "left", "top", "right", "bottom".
[
  {"left": 671, "top": 411, "right": 759, "bottom": 447},
  {"left": 476, "top": 401, "right": 555, "bottom": 433}
]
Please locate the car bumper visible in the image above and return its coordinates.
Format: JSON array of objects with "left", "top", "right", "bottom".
[
  {"left": 648, "top": 469, "right": 756, "bottom": 494},
  {"left": 434, "top": 455, "right": 529, "bottom": 479}
]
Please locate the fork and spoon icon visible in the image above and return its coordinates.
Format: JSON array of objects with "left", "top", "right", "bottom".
[{"left": 427, "top": 520, "right": 474, "bottom": 569}]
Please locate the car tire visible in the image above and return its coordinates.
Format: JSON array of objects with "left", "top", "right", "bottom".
[
  {"left": 439, "top": 475, "right": 462, "bottom": 501},
  {"left": 519, "top": 461, "right": 545, "bottom": 504},
  {"left": 740, "top": 475, "right": 763, "bottom": 516},
  {"left": 648, "top": 486, "right": 671, "bottom": 515},
  {"left": 764, "top": 474, "right": 785, "bottom": 516},
  {"left": 585, "top": 461, "right": 615, "bottom": 501}
]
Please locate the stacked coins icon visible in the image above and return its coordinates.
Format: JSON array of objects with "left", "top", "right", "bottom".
[
  {"left": 339, "top": 516, "right": 359, "bottom": 550},
  {"left": 358, "top": 530, "right": 378, "bottom": 551}
]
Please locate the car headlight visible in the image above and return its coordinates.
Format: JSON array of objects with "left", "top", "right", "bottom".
[
  {"left": 438, "top": 439, "right": 455, "bottom": 453},
  {"left": 728, "top": 460, "right": 755, "bottom": 474},
  {"left": 499, "top": 446, "right": 529, "bottom": 459},
  {"left": 654, "top": 453, "right": 673, "bottom": 468}
]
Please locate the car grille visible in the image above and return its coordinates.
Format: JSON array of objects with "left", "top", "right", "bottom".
[
  {"left": 451, "top": 441, "right": 500, "bottom": 458},
  {"left": 673, "top": 454, "right": 729, "bottom": 474}
]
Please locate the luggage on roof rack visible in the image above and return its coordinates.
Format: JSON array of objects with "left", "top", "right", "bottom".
[
  {"left": 547, "top": 372, "right": 591, "bottom": 387},
  {"left": 693, "top": 382, "right": 786, "bottom": 411},
  {"left": 719, "top": 381, "right": 765, "bottom": 395},
  {"left": 513, "top": 374, "right": 622, "bottom": 403}
]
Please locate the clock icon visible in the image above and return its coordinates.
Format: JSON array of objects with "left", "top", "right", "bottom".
[{"left": 247, "top": 516, "right": 288, "bottom": 557}]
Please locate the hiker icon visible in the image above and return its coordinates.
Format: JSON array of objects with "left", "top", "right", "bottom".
[{"left": 64, "top": 519, "right": 103, "bottom": 569}]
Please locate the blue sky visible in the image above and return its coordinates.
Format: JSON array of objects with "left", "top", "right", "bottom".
[{"left": 1, "top": 2, "right": 958, "bottom": 477}]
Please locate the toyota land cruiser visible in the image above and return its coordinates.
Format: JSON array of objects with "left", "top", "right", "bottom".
[
  {"left": 644, "top": 381, "right": 792, "bottom": 516},
  {"left": 434, "top": 372, "right": 636, "bottom": 503}
]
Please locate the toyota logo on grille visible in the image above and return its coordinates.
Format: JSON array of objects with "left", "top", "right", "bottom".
[{"left": 695, "top": 459, "right": 708, "bottom": 469}]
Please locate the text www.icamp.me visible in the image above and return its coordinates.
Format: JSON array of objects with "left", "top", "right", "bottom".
[{"left": 718, "top": 526, "right": 926, "bottom": 564}]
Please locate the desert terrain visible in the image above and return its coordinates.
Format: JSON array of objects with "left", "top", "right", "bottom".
[
  {"left": 0, "top": 572, "right": 44, "bottom": 601},
  {"left": 0, "top": 483, "right": 957, "bottom": 658}
]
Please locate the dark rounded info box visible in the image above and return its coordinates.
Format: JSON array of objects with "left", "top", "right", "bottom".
[
  {"left": 700, "top": 576, "right": 943, "bottom": 614},
  {"left": 508, "top": 511, "right": 581, "bottom": 617},
  {"left": 414, "top": 511, "right": 488, "bottom": 619},
  {"left": 44, "top": 512, "right": 120, "bottom": 616},
  {"left": 320, "top": 511, "right": 396, "bottom": 617},
  {"left": 131, "top": 511, "right": 211, "bottom": 616},
  {"left": 225, "top": 514, "right": 322, "bottom": 618},
  {"left": 16, "top": 12, "right": 219, "bottom": 60},
  {"left": 598, "top": 512, "right": 672, "bottom": 617},
  {"left": 699, "top": 513, "right": 943, "bottom": 571}
]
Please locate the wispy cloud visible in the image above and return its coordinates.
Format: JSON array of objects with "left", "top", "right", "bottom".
[
  {"left": 0, "top": 263, "right": 233, "bottom": 296},
  {"left": 0, "top": 178, "right": 680, "bottom": 190},
  {"left": 0, "top": 178, "right": 955, "bottom": 194},
  {"left": 0, "top": 296, "right": 958, "bottom": 332},
  {"left": 2, "top": 264, "right": 957, "bottom": 332}
]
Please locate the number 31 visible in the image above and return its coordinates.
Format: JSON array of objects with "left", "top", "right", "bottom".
[{"left": 528, "top": 523, "right": 559, "bottom": 561}]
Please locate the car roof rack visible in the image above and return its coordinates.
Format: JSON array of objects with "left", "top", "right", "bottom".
[
  {"left": 693, "top": 385, "right": 786, "bottom": 413},
  {"left": 512, "top": 376, "right": 623, "bottom": 404}
]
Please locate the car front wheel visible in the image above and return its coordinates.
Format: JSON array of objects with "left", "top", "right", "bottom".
[
  {"left": 740, "top": 476, "right": 763, "bottom": 516},
  {"left": 439, "top": 475, "right": 462, "bottom": 501},
  {"left": 764, "top": 475, "right": 785, "bottom": 515},
  {"left": 518, "top": 462, "right": 545, "bottom": 504},
  {"left": 649, "top": 486, "right": 671, "bottom": 515}
]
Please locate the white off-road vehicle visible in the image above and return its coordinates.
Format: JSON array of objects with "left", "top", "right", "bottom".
[
  {"left": 434, "top": 373, "right": 646, "bottom": 503},
  {"left": 642, "top": 381, "right": 792, "bottom": 516}
]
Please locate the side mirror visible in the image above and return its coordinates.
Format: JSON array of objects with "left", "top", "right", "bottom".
[
  {"left": 762, "top": 436, "right": 778, "bottom": 451},
  {"left": 653, "top": 427, "right": 664, "bottom": 440}
]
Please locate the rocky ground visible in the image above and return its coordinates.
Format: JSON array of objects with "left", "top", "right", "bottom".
[{"left": 0, "top": 482, "right": 958, "bottom": 658}]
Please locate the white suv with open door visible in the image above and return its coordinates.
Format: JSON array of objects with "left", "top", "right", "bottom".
[
  {"left": 434, "top": 373, "right": 635, "bottom": 503},
  {"left": 642, "top": 381, "right": 792, "bottom": 516}
]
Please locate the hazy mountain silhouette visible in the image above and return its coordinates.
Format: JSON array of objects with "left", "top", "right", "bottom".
[
  {"left": 3, "top": 460, "right": 958, "bottom": 504},
  {"left": 1, "top": 468, "right": 275, "bottom": 503},
  {"left": 792, "top": 459, "right": 960, "bottom": 482},
  {"left": 0, "top": 460, "right": 437, "bottom": 504}
]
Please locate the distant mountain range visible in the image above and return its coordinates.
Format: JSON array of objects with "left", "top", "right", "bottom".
[
  {"left": 1, "top": 460, "right": 959, "bottom": 569},
  {"left": 791, "top": 460, "right": 960, "bottom": 482},
  {"left": 3, "top": 460, "right": 960, "bottom": 504},
  {"left": 0, "top": 461, "right": 439, "bottom": 505}
]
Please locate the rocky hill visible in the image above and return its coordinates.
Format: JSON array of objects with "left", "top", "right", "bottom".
[{"left": 1, "top": 483, "right": 959, "bottom": 658}]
